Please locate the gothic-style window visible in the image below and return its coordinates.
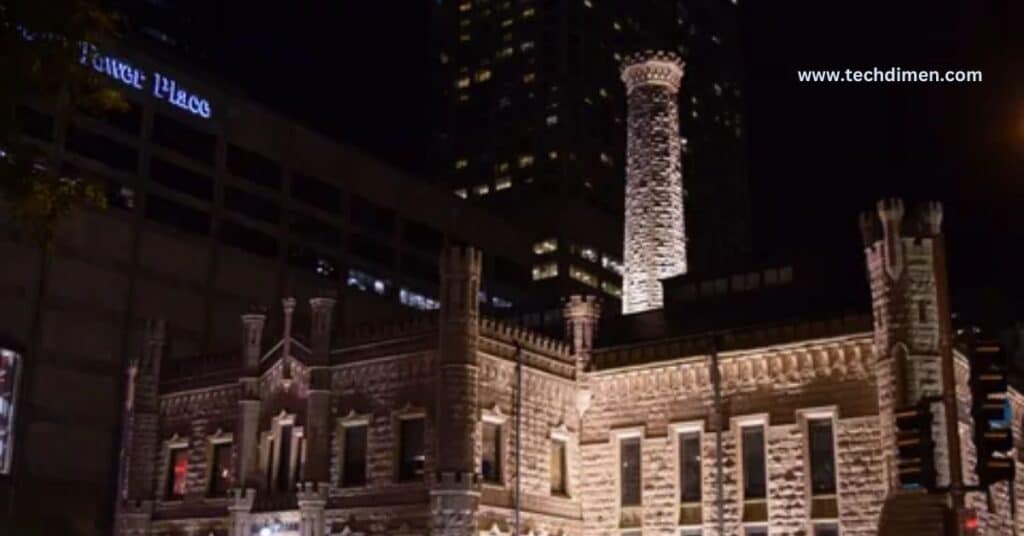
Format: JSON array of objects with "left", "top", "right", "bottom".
[
  {"left": 342, "top": 424, "right": 368, "bottom": 487},
  {"left": 166, "top": 447, "right": 189, "bottom": 499},
  {"left": 808, "top": 418, "right": 837, "bottom": 495},
  {"left": 208, "top": 442, "right": 233, "bottom": 497},
  {"left": 481, "top": 422, "right": 502, "bottom": 484},
  {"left": 398, "top": 417, "right": 425, "bottom": 482},
  {"left": 741, "top": 425, "right": 767, "bottom": 500},
  {"left": 550, "top": 439, "right": 567, "bottom": 495},
  {"left": 620, "top": 436, "right": 642, "bottom": 506},
  {"left": 679, "top": 431, "right": 702, "bottom": 503}
]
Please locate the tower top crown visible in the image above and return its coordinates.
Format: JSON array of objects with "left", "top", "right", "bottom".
[
  {"left": 440, "top": 245, "right": 483, "bottom": 277},
  {"left": 620, "top": 50, "right": 685, "bottom": 94}
]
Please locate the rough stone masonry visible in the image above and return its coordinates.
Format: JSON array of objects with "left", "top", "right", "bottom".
[{"left": 621, "top": 50, "right": 688, "bottom": 315}]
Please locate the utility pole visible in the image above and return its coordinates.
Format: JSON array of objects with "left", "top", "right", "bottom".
[
  {"left": 935, "top": 231, "right": 965, "bottom": 513},
  {"left": 514, "top": 342, "right": 522, "bottom": 536},
  {"left": 709, "top": 335, "right": 725, "bottom": 535}
]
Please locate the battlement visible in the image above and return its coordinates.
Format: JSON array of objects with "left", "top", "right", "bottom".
[
  {"left": 338, "top": 312, "right": 438, "bottom": 346},
  {"left": 480, "top": 316, "right": 572, "bottom": 360},
  {"left": 440, "top": 245, "right": 483, "bottom": 276},
  {"left": 859, "top": 197, "right": 944, "bottom": 247},
  {"left": 563, "top": 294, "right": 601, "bottom": 318},
  {"left": 620, "top": 49, "right": 685, "bottom": 93}
]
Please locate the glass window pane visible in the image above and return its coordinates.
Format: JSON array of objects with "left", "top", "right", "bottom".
[
  {"left": 343, "top": 425, "right": 368, "bottom": 487},
  {"left": 551, "top": 440, "right": 567, "bottom": 494},
  {"left": 620, "top": 437, "right": 642, "bottom": 506},
  {"left": 399, "top": 418, "right": 425, "bottom": 481},
  {"left": 276, "top": 424, "right": 292, "bottom": 491},
  {"left": 741, "top": 426, "right": 766, "bottom": 499},
  {"left": 0, "top": 349, "right": 21, "bottom": 476},
  {"left": 166, "top": 447, "right": 189, "bottom": 499},
  {"left": 482, "top": 422, "right": 502, "bottom": 484},
  {"left": 744, "top": 526, "right": 768, "bottom": 536},
  {"left": 813, "top": 523, "right": 839, "bottom": 536},
  {"left": 209, "top": 443, "right": 232, "bottom": 496},
  {"left": 679, "top": 432, "right": 702, "bottom": 502},
  {"left": 808, "top": 418, "right": 837, "bottom": 495}
]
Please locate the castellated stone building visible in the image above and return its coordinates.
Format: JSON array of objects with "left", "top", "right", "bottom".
[
  {"left": 113, "top": 50, "right": 1024, "bottom": 535},
  {"left": 621, "top": 51, "right": 688, "bottom": 315},
  {"left": 115, "top": 201, "right": 1024, "bottom": 536}
]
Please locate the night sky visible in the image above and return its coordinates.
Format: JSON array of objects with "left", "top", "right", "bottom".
[{"left": 210, "top": 1, "right": 1023, "bottom": 327}]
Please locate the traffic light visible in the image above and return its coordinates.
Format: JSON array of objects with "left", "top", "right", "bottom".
[
  {"left": 894, "top": 401, "right": 936, "bottom": 490},
  {"left": 969, "top": 340, "right": 1014, "bottom": 485}
]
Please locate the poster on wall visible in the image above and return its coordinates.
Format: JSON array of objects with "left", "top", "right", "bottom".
[{"left": 0, "top": 348, "right": 21, "bottom": 475}]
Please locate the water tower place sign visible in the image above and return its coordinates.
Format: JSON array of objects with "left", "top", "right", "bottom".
[{"left": 80, "top": 43, "right": 214, "bottom": 119}]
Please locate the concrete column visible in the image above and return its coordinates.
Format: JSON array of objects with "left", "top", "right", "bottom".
[
  {"left": 620, "top": 50, "right": 687, "bottom": 314},
  {"left": 431, "top": 246, "right": 482, "bottom": 536}
]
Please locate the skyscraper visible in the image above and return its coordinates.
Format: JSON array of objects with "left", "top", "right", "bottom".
[{"left": 429, "top": 0, "right": 752, "bottom": 309}]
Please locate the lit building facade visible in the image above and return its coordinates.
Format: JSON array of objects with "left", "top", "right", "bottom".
[{"left": 115, "top": 202, "right": 1023, "bottom": 534}]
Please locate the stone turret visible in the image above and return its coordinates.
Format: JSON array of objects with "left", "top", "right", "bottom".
[
  {"left": 301, "top": 295, "right": 336, "bottom": 536},
  {"left": 564, "top": 295, "right": 601, "bottom": 373},
  {"left": 620, "top": 50, "right": 688, "bottom": 314},
  {"left": 235, "top": 312, "right": 266, "bottom": 493},
  {"left": 432, "top": 246, "right": 483, "bottom": 536},
  {"left": 114, "top": 319, "right": 165, "bottom": 536},
  {"left": 862, "top": 198, "right": 949, "bottom": 489}
]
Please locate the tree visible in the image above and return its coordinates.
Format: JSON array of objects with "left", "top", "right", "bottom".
[{"left": 0, "top": 0, "right": 125, "bottom": 246}]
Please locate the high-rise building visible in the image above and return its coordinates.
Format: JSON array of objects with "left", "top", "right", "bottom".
[{"left": 429, "top": 0, "right": 752, "bottom": 309}]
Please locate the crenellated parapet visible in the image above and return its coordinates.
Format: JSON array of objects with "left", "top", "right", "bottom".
[
  {"left": 620, "top": 50, "right": 685, "bottom": 94},
  {"left": 479, "top": 316, "right": 572, "bottom": 359}
]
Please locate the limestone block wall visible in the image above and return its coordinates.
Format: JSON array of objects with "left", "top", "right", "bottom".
[
  {"left": 155, "top": 386, "right": 239, "bottom": 511},
  {"left": 326, "top": 350, "right": 436, "bottom": 534},
  {"left": 579, "top": 335, "right": 885, "bottom": 535},
  {"left": 474, "top": 346, "right": 582, "bottom": 536},
  {"left": 620, "top": 52, "right": 687, "bottom": 314}
]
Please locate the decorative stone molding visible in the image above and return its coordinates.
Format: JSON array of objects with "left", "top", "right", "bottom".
[{"left": 620, "top": 50, "right": 685, "bottom": 94}]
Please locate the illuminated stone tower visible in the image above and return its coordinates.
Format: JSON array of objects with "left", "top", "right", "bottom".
[
  {"left": 860, "top": 199, "right": 950, "bottom": 490},
  {"left": 432, "top": 246, "right": 483, "bottom": 536},
  {"left": 620, "top": 50, "right": 687, "bottom": 314}
]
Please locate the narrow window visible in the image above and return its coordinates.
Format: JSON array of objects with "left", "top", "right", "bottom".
[
  {"left": 550, "top": 439, "right": 567, "bottom": 495},
  {"left": 679, "top": 432, "right": 702, "bottom": 503},
  {"left": 808, "top": 418, "right": 837, "bottom": 495},
  {"left": 265, "top": 439, "right": 274, "bottom": 487},
  {"left": 744, "top": 526, "right": 768, "bottom": 536},
  {"left": 620, "top": 436, "right": 642, "bottom": 506},
  {"left": 342, "top": 425, "right": 368, "bottom": 487},
  {"left": 741, "top": 426, "right": 767, "bottom": 500},
  {"left": 166, "top": 447, "right": 189, "bottom": 499},
  {"left": 276, "top": 424, "right": 293, "bottom": 491},
  {"left": 293, "top": 435, "right": 305, "bottom": 485},
  {"left": 398, "top": 417, "right": 425, "bottom": 482},
  {"left": 481, "top": 422, "right": 502, "bottom": 484},
  {"left": 208, "top": 442, "right": 232, "bottom": 497}
]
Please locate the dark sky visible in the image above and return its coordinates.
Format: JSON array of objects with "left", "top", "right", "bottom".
[{"left": 211, "top": 1, "right": 1023, "bottom": 326}]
